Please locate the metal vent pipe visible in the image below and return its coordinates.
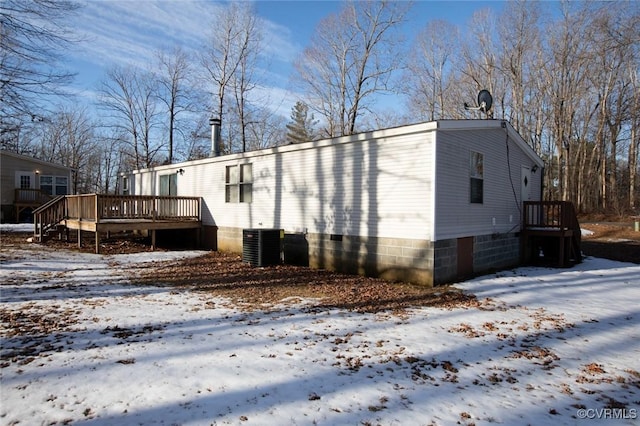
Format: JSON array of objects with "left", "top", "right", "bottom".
[{"left": 209, "top": 117, "right": 221, "bottom": 157}]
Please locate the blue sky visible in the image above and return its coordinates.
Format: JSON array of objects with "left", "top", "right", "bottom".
[{"left": 68, "top": 0, "right": 508, "bottom": 117}]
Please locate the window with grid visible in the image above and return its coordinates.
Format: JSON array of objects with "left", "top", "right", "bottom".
[
  {"left": 225, "top": 164, "right": 252, "bottom": 203},
  {"left": 19, "top": 175, "right": 31, "bottom": 189}
]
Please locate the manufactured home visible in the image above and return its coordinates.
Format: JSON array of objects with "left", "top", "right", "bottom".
[
  {"left": 0, "top": 150, "right": 73, "bottom": 223},
  {"left": 122, "top": 120, "right": 545, "bottom": 285}
]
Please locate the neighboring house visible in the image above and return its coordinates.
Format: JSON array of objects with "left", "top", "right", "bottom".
[
  {"left": 0, "top": 151, "right": 74, "bottom": 223},
  {"left": 122, "top": 119, "right": 544, "bottom": 286}
]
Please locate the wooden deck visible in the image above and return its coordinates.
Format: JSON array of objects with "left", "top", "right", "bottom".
[
  {"left": 34, "top": 194, "right": 202, "bottom": 253},
  {"left": 521, "top": 201, "right": 581, "bottom": 267},
  {"left": 14, "top": 188, "right": 54, "bottom": 220}
]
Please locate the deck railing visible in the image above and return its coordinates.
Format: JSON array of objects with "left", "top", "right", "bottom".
[
  {"left": 97, "top": 195, "right": 201, "bottom": 221},
  {"left": 15, "top": 188, "right": 53, "bottom": 204},
  {"left": 34, "top": 194, "right": 201, "bottom": 242},
  {"left": 66, "top": 194, "right": 201, "bottom": 221},
  {"left": 522, "top": 200, "right": 582, "bottom": 267},
  {"left": 523, "top": 201, "right": 579, "bottom": 232}
]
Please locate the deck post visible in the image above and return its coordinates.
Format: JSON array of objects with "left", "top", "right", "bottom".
[
  {"left": 77, "top": 228, "right": 82, "bottom": 248},
  {"left": 95, "top": 232, "right": 100, "bottom": 254},
  {"left": 558, "top": 235, "right": 565, "bottom": 268},
  {"left": 151, "top": 229, "right": 156, "bottom": 250}
]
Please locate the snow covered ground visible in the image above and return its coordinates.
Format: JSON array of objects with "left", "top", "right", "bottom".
[{"left": 1, "top": 226, "right": 639, "bottom": 425}]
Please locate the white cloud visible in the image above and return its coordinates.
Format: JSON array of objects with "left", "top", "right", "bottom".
[
  {"left": 73, "top": 1, "right": 298, "bottom": 79},
  {"left": 70, "top": 0, "right": 302, "bottom": 116}
]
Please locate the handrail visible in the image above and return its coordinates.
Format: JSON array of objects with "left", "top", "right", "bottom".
[
  {"left": 522, "top": 201, "right": 578, "bottom": 231},
  {"left": 33, "top": 195, "right": 66, "bottom": 215},
  {"left": 33, "top": 195, "right": 67, "bottom": 241}
]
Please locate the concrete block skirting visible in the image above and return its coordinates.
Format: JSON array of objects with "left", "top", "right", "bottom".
[
  {"left": 214, "top": 226, "right": 436, "bottom": 286},
  {"left": 433, "top": 233, "right": 521, "bottom": 285},
  {"left": 213, "top": 227, "right": 520, "bottom": 287},
  {"left": 305, "top": 233, "right": 435, "bottom": 286},
  {"left": 433, "top": 239, "right": 458, "bottom": 285},
  {"left": 473, "top": 233, "right": 520, "bottom": 272}
]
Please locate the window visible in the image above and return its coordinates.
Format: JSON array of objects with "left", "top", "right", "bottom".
[
  {"left": 122, "top": 177, "right": 129, "bottom": 195},
  {"left": 55, "top": 176, "right": 68, "bottom": 195},
  {"left": 19, "top": 175, "right": 31, "bottom": 189},
  {"left": 40, "top": 175, "right": 68, "bottom": 195},
  {"left": 225, "top": 164, "right": 252, "bottom": 203},
  {"left": 40, "top": 176, "right": 53, "bottom": 195},
  {"left": 470, "top": 151, "right": 483, "bottom": 204},
  {"left": 159, "top": 174, "right": 177, "bottom": 196}
]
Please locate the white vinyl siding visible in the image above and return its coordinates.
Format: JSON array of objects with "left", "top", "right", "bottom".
[
  {"left": 270, "top": 133, "right": 435, "bottom": 239},
  {"left": 434, "top": 128, "right": 539, "bottom": 240},
  {"left": 129, "top": 124, "right": 436, "bottom": 240},
  {"left": 469, "top": 151, "right": 484, "bottom": 203}
]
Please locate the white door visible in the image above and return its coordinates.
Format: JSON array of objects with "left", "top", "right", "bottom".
[
  {"left": 521, "top": 166, "right": 532, "bottom": 202},
  {"left": 15, "top": 172, "right": 35, "bottom": 190}
]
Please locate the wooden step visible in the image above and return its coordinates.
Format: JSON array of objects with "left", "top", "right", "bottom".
[{"left": 37, "top": 224, "right": 67, "bottom": 243}]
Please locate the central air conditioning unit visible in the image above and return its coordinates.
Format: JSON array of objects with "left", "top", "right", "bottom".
[{"left": 242, "top": 229, "right": 282, "bottom": 267}]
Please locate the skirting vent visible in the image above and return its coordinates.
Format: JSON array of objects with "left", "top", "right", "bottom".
[{"left": 242, "top": 229, "right": 282, "bottom": 267}]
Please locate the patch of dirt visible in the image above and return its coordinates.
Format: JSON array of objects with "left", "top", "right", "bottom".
[
  {"left": 128, "top": 251, "right": 477, "bottom": 314},
  {"left": 0, "top": 230, "right": 163, "bottom": 255},
  {"left": 580, "top": 223, "right": 640, "bottom": 264}
]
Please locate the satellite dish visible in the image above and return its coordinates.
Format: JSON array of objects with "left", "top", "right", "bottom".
[
  {"left": 464, "top": 89, "right": 493, "bottom": 116},
  {"left": 477, "top": 89, "right": 492, "bottom": 113}
]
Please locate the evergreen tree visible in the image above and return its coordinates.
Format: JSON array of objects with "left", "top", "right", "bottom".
[{"left": 285, "top": 101, "right": 317, "bottom": 144}]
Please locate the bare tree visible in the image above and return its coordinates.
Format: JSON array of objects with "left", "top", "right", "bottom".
[
  {"left": 153, "top": 46, "right": 195, "bottom": 164},
  {"left": 200, "top": 2, "right": 261, "bottom": 154},
  {"left": 180, "top": 115, "right": 211, "bottom": 161},
  {"left": 457, "top": 8, "right": 505, "bottom": 118},
  {"left": 98, "top": 66, "right": 161, "bottom": 169},
  {"left": 294, "top": 0, "right": 410, "bottom": 137},
  {"left": 0, "top": 0, "right": 80, "bottom": 127},
  {"left": 629, "top": 62, "right": 640, "bottom": 212},
  {"left": 405, "top": 20, "right": 458, "bottom": 121},
  {"left": 96, "top": 129, "right": 128, "bottom": 194},
  {"left": 34, "top": 106, "right": 97, "bottom": 193},
  {"left": 541, "top": 4, "right": 592, "bottom": 203},
  {"left": 497, "top": 0, "right": 543, "bottom": 141},
  {"left": 246, "top": 107, "right": 286, "bottom": 150},
  {"left": 231, "top": 7, "right": 262, "bottom": 153}
]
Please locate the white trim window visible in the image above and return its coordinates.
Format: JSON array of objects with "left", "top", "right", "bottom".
[
  {"left": 40, "top": 175, "right": 68, "bottom": 195},
  {"left": 470, "top": 151, "right": 483, "bottom": 204},
  {"left": 122, "top": 176, "right": 129, "bottom": 195},
  {"left": 225, "top": 164, "right": 252, "bottom": 203},
  {"left": 19, "top": 174, "right": 32, "bottom": 189}
]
